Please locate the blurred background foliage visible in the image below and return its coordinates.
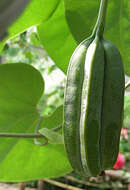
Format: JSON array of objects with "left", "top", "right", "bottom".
[
  {"left": 0, "top": 28, "right": 130, "bottom": 190},
  {"left": 1, "top": 27, "right": 66, "bottom": 116}
]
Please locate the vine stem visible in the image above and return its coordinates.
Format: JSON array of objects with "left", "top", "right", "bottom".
[
  {"left": 0, "top": 133, "right": 43, "bottom": 138},
  {"left": 0, "top": 125, "right": 62, "bottom": 139},
  {"left": 92, "top": 0, "right": 108, "bottom": 38}
]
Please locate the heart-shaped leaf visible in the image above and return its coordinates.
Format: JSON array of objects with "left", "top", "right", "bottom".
[{"left": 0, "top": 64, "right": 71, "bottom": 182}]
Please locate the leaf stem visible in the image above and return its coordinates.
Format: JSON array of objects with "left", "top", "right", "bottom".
[
  {"left": 0, "top": 133, "right": 43, "bottom": 138},
  {"left": 0, "top": 126, "right": 62, "bottom": 139},
  {"left": 53, "top": 125, "right": 62, "bottom": 131},
  {"left": 92, "top": 0, "right": 108, "bottom": 38},
  {"left": 34, "top": 116, "right": 48, "bottom": 146}
]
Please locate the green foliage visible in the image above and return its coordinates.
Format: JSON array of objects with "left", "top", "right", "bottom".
[
  {"left": 0, "top": 63, "right": 71, "bottom": 181},
  {"left": 0, "top": 0, "right": 59, "bottom": 51},
  {"left": 0, "top": 0, "right": 30, "bottom": 41},
  {"left": 37, "top": 1, "right": 76, "bottom": 73},
  {"left": 63, "top": 0, "right": 130, "bottom": 76},
  {"left": 1, "top": 0, "right": 130, "bottom": 76}
]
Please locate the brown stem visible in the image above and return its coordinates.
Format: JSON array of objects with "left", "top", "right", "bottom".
[
  {"left": 19, "top": 182, "right": 26, "bottom": 190},
  {"left": 38, "top": 180, "right": 45, "bottom": 190},
  {"left": 43, "top": 179, "right": 85, "bottom": 190}
]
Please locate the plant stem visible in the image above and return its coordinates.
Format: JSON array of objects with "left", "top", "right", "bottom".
[
  {"left": 0, "top": 133, "right": 43, "bottom": 138},
  {"left": 34, "top": 116, "right": 48, "bottom": 146},
  {"left": 92, "top": 0, "right": 108, "bottom": 38},
  {"left": 53, "top": 125, "right": 62, "bottom": 131},
  {"left": 0, "top": 126, "right": 62, "bottom": 139}
]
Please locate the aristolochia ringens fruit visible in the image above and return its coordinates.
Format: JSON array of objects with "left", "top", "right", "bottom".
[{"left": 63, "top": 0, "right": 125, "bottom": 177}]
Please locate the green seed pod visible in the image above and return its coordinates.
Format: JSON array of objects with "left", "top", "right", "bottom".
[
  {"left": 100, "top": 40, "right": 125, "bottom": 170},
  {"left": 63, "top": 35, "right": 125, "bottom": 177}
]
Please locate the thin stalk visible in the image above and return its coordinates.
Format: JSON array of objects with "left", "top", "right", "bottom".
[
  {"left": 91, "top": 0, "right": 108, "bottom": 38},
  {"left": 0, "top": 133, "right": 43, "bottom": 138},
  {"left": 53, "top": 125, "right": 62, "bottom": 131},
  {"left": 0, "top": 126, "right": 62, "bottom": 139},
  {"left": 34, "top": 116, "right": 48, "bottom": 146}
]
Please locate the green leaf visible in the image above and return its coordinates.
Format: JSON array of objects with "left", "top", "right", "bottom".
[
  {"left": 0, "top": 0, "right": 30, "bottom": 41},
  {"left": 39, "top": 128, "right": 63, "bottom": 144},
  {"left": 63, "top": 0, "right": 130, "bottom": 76},
  {"left": 0, "top": 64, "right": 71, "bottom": 182},
  {"left": 37, "top": 1, "right": 77, "bottom": 73},
  {"left": 0, "top": 0, "right": 59, "bottom": 50},
  {"left": 64, "top": 0, "right": 99, "bottom": 42}
]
